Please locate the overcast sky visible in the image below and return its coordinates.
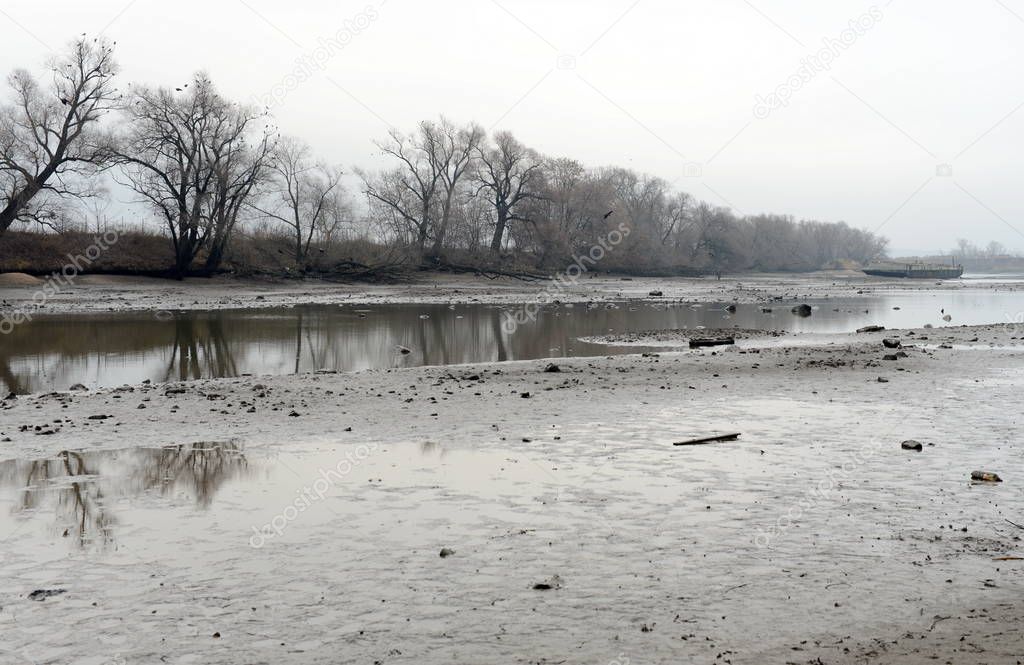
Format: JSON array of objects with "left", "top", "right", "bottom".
[{"left": 3, "top": 0, "right": 1023, "bottom": 255}]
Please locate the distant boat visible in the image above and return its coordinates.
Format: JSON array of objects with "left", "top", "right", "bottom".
[{"left": 863, "top": 260, "right": 963, "bottom": 279}]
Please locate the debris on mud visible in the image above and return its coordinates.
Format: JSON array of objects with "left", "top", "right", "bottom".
[
  {"left": 674, "top": 433, "right": 741, "bottom": 446},
  {"left": 971, "top": 471, "right": 1003, "bottom": 483},
  {"left": 532, "top": 575, "right": 563, "bottom": 590},
  {"left": 689, "top": 337, "right": 735, "bottom": 349},
  {"left": 28, "top": 589, "right": 66, "bottom": 601}
]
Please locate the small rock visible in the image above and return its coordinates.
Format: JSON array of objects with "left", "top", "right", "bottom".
[
  {"left": 520, "top": 392, "right": 531, "bottom": 399},
  {"left": 543, "top": 363, "right": 561, "bottom": 373},
  {"left": 857, "top": 325, "right": 885, "bottom": 333},
  {"left": 901, "top": 440, "right": 924, "bottom": 452},
  {"left": 532, "top": 575, "right": 562, "bottom": 590},
  {"left": 791, "top": 304, "right": 812, "bottom": 317},
  {"left": 397, "top": 346, "right": 412, "bottom": 355},
  {"left": 439, "top": 548, "right": 456, "bottom": 558},
  {"left": 883, "top": 354, "right": 899, "bottom": 361},
  {"left": 648, "top": 290, "right": 664, "bottom": 297},
  {"left": 882, "top": 338, "right": 901, "bottom": 349},
  {"left": 726, "top": 304, "right": 737, "bottom": 313},
  {"left": 87, "top": 414, "right": 111, "bottom": 420},
  {"left": 69, "top": 383, "right": 88, "bottom": 391},
  {"left": 971, "top": 471, "right": 1003, "bottom": 483}
]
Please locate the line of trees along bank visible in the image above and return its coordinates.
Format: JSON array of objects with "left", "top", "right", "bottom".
[{"left": 1, "top": 38, "right": 887, "bottom": 278}]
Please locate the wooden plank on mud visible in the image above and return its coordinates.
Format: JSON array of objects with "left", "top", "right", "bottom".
[{"left": 673, "top": 433, "right": 742, "bottom": 446}]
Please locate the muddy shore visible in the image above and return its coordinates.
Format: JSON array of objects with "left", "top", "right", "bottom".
[
  {"left": 0, "top": 270, "right": 1018, "bottom": 315},
  {"left": 0, "top": 275, "right": 1022, "bottom": 664}
]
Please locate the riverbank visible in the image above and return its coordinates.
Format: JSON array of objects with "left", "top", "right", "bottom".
[
  {"left": 1, "top": 320, "right": 1021, "bottom": 664},
  {"left": 1, "top": 270, "right": 1019, "bottom": 317}
]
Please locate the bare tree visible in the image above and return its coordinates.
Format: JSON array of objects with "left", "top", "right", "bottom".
[
  {"left": 0, "top": 38, "right": 119, "bottom": 235},
  {"left": 361, "top": 117, "right": 483, "bottom": 258},
  {"left": 203, "top": 122, "right": 276, "bottom": 272},
  {"left": 250, "top": 136, "right": 344, "bottom": 267},
  {"left": 428, "top": 118, "right": 484, "bottom": 257},
  {"left": 475, "top": 131, "right": 545, "bottom": 254},
  {"left": 113, "top": 74, "right": 273, "bottom": 277},
  {"left": 360, "top": 125, "right": 442, "bottom": 253}
]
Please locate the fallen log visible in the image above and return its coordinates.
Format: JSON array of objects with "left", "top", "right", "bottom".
[
  {"left": 674, "top": 433, "right": 741, "bottom": 446},
  {"left": 422, "top": 259, "right": 547, "bottom": 281},
  {"left": 689, "top": 337, "right": 735, "bottom": 349}
]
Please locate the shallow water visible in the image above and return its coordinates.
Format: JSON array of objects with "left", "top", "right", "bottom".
[{"left": 3, "top": 290, "right": 1024, "bottom": 393}]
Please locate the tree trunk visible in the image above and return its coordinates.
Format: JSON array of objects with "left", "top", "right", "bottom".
[
  {"left": 0, "top": 202, "right": 20, "bottom": 236},
  {"left": 174, "top": 233, "right": 198, "bottom": 279},
  {"left": 0, "top": 177, "right": 47, "bottom": 235},
  {"left": 490, "top": 207, "right": 509, "bottom": 254},
  {"left": 204, "top": 240, "right": 226, "bottom": 274}
]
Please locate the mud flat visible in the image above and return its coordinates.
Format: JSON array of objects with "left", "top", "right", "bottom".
[
  {"left": 1, "top": 316, "right": 1022, "bottom": 664},
  {"left": 0, "top": 270, "right": 1019, "bottom": 315}
]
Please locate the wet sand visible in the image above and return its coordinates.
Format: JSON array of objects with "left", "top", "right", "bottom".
[{"left": 1, "top": 301, "right": 1022, "bottom": 663}]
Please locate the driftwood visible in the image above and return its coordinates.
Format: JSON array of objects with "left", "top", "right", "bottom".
[
  {"left": 689, "top": 337, "right": 735, "bottom": 349},
  {"left": 423, "top": 259, "right": 547, "bottom": 282},
  {"left": 674, "top": 433, "right": 741, "bottom": 446}
]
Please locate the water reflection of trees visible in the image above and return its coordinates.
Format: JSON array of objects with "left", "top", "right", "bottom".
[
  {"left": 0, "top": 302, "right": 717, "bottom": 393},
  {"left": 0, "top": 441, "right": 248, "bottom": 548},
  {"left": 165, "top": 314, "right": 238, "bottom": 382},
  {"left": 10, "top": 450, "right": 115, "bottom": 548}
]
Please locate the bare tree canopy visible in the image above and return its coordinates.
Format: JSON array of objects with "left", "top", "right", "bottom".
[
  {"left": 0, "top": 38, "right": 119, "bottom": 235},
  {"left": 475, "top": 131, "right": 545, "bottom": 254},
  {"left": 250, "top": 136, "right": 346, "bottom": 267},
  {"left": 0, "top": 38, "right": 890, "bottom": 277},
  {"left": 360, "top": 117, "right": 484, "bottom": 258},
  {"left": 112, "top": 74, "right": 274, "bottom": 277}
]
